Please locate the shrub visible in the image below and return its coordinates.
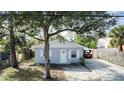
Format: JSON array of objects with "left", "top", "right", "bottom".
[{"left": 80, "top": 57, "right": 86, "bottom": 65}]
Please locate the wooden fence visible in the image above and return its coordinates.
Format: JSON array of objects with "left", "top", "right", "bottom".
[{"left": 92, "top": 48, "right": 124, "bottom": 67}]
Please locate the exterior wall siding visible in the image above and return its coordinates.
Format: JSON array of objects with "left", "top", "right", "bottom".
[
  {"left": 34, "top": 48, "right": 45, "bottom": 64},
  {"left": 35, "top": 48, "right": 83, "bottom": 64},
  {"left": 67, "top": 48, "right": 83, "bottom": 63}
]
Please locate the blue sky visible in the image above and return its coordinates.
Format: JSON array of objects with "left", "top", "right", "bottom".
[
  {"left": 106, "top": 11, "right": 124, "bottom": 32},
  {"left": 118, "top": 17, "right": 124, "bottom": 25},
  {"left": 115, "top": 11, "right": 124, "bottom": 25}
]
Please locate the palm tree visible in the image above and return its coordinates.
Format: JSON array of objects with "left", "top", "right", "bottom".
[{"left": 109, "top": 25, "right": 124, "bottom": 51}]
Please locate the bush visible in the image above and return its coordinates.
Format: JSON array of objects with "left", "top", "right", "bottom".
[
  {"left": 80, "top": 57, "right": 86, "bottom": 65},
  {"left": 23, "top": 48, "right": 34, "bottom": 60}
]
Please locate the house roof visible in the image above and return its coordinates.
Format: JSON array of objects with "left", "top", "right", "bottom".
[{"left": 34, "top": 40, "right": 89, "bottom": 49}]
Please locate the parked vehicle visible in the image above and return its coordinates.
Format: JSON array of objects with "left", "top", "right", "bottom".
[
  {"left": 0, "top": 52, "right": 10, "bottom": 66},
  {"left": 83, "top": 50, "right": 92, "bottom": 58}
]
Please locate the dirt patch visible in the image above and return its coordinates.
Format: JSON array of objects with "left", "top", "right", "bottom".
[{"left": 50, "top": 64, "right": 66, "bottom": 81}]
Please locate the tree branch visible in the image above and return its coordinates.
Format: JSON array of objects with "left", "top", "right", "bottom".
[
  {"left": 26, "top": 33, "right": 44, "bottom": 41},
  {"left": 49, "top": 29, "right": 76, "bottom": 37},
  {"left": 22, "top": 31, "right": 44, "bottom": 41}
]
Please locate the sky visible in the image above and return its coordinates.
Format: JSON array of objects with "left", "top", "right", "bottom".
[
  {"left": 106, "top": 11, "right": 124, "bottom": 33},
  {"left": 115, "top": 11, "right": 124, "bottom": 25},
  {"left": 118, "top": 17, "right": 124, "bottom": 25}
]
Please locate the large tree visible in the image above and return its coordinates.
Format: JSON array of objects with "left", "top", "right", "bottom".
[
  {"left": 17, "top": 11, "right": 116, "bottom": 79},
  {"left": 0, "top": 12, "right": 26, "bottom": 68},
  {"left": 109, "top": 25, "right": 124, "bottom": 51}
]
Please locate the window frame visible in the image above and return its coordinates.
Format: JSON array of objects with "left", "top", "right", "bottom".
[{"left": 70, "top": 50, "right": 77, "bottom": 59}]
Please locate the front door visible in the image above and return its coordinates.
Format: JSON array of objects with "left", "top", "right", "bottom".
[{"left": 60, "top": 49, "right": 67, "bottom": 63}]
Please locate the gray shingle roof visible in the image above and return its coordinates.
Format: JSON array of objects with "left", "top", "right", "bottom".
[{"left": 34, "top": 40, "right": 89, "bottom": 49}]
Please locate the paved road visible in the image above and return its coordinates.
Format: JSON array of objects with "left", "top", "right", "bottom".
[
  {"left": 61, "top": 65, "right": 100, "bottom": 81},
  {"left": 86, "top": 59, "right": 124, "bottom": 81}
]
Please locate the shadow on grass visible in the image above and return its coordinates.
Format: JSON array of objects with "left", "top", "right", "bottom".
[
  {"left": 2, "top": 68, "right": 59, "bottom": 81},
  {"left": 0, "top": 63, "right": 65, "bottom": 81},
  {"left": 4, "top": 68, "right": 45, "bottom": 81},
  {"left": 0, "top": 65, "right": 10, "bottom": 71}
]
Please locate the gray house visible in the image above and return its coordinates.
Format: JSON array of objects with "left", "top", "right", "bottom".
[{"left": 34, "top": 40, "right": 84, "bottom": 64}]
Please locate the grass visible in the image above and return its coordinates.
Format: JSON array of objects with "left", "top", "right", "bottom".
[{"left": 0, "top": 60, "right": 66, "bottom": 81}]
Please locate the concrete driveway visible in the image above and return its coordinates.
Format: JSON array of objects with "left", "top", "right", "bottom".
[
  {"left": 61, "top": 64, "right": 100, "bottom": 81},
  {"left": 86, "top": 59, "right": 124, "bottom": 81}
]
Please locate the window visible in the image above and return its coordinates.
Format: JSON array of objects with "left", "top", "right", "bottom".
[{"left": 71, "top": 50, "right": 77, "bottom": 58}]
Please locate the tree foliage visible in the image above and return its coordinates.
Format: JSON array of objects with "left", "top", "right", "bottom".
[
  {"left": 0, "top": 11, "right": 28, "bottom": 68},
  {"left": 74, "top": 35, "right": 96, "bottom": 48},
  {"left": 109, "top": 25, "right": 124, "bottom": 51}
]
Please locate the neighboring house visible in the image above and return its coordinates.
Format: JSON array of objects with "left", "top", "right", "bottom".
[
  {"left": 96, "top": 37, "right": 111, "bottom": 48},
  {"left": 34, "top": 40, "right": 85, "bottom": 64}
]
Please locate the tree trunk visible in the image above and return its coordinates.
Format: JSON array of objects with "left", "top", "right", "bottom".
[
  {"left": 44, "top": 29, "right": 51, "bottom": 79},
  {"left": 9, "top": 18, "right": 18, "bottom": 68},
  {"left": 119, "top": 44, "right": 123, "bottom": 51}
]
